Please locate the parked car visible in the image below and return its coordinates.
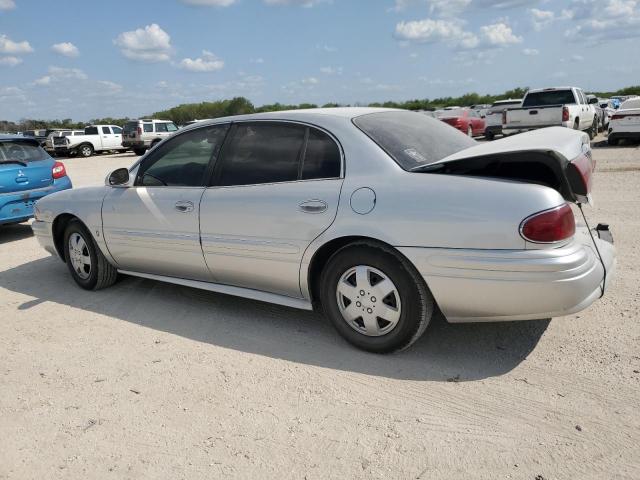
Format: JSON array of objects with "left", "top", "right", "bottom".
[
  {"left": 52, "top": 125, "right": 126, "bottom": 158},
  {"left": 0, "top": 136, "right": 71, "bottom": 226},
  {"left": 44, "top": 130, "right": 85, "bottom": 153},
  {"left": 484, "top": 99, "right": 522, "bottom": 140},
  {"left": 24, "top": 129, "right": 65, "bottom": 147},
  {"left": 436, "top": 108, "right": 485, "bottom": 137},
  {"left": 122, "top": 119, "right": 178, "bottom": 156},
  {"left": 608, "top": 97, "right": 640, "bottom": 145},
  {"left": 31, "top": 108, "right": 615, "bottom": 353},
  {"left": 503, "top": 87, "right": 599, "bottom": 139},
  {"left": 471, "top": 103, "right": 492, "bottom": 118}
]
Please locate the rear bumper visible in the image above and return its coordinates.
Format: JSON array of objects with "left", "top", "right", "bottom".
[
  {"left": 0, "top": 177, "right": 72, "bottom": 225},
  {"left": 398, "top": 229, "right": 615, "bottom": 323},
  {"left": 608, "top": 130, "right": 640, "bottom": 141},
  {"left": 484, "top": 125, "right": 503, "bottom": 135},
  {"left": 122, "top": 140, "right": 150, "bottom": 148}
]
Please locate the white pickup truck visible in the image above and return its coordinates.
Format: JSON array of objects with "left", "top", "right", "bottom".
[
  {"left": 503, "top": 87, "right": 599, "bottom": 139},
  {"left": 52, "top": 125, "right": 127, "bottom": 157}
]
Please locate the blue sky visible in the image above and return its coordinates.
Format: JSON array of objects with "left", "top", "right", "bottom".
[{"left": 1, "top": 0, "right": 639, "bottom": 121}]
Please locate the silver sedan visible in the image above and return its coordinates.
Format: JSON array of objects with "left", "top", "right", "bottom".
[{"left": 32, "top": 108, "right": 616, "bottom": 352}]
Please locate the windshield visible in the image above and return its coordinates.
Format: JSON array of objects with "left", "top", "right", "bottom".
[
  {"left": 353, "top": 111, "right": 476, "bottom": 171},
  {"left": 523, "top": 90, "right": 576, "bottom": 107},
  {"left": 0, "top": 140, "right": 50, "bottom": 163}
]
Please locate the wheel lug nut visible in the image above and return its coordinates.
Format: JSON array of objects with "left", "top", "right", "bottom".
[
  {"left": 356, "top": 301, "right": 361, "bottom": 307},
  {"left": 371, "top": 297, "right": 376, "bottom": 302},
  {"left": 360, "top": 290, "right": 365, "bottom": 296},
  {"left": 367, "top": 308, "right": 373, "bottom": 314}
]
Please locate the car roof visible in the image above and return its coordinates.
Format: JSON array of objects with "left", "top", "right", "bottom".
[
  {"left": 527, "top": 87, "right": 576, "bottom": 93},
  {"left": 0, "top": 134, "right": 40, "bottom": 146},
  {"left": 189, "top": 107, "right": 402, "bottom": 129}
]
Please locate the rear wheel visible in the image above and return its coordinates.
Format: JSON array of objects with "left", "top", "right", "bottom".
[
  {"left": 78, "top": 144, "right": 93, "bottom": 158},
  {"left": 485, "top": 131, "right": 495, "bottom": 141},
  {"left": 133, "top": 147, "right": 146, "bottom": 156},
  {"left": 320, "top": 242, "right": 434, "bottom": 353},
  {"left": 589, "top": 118, "right": 598, "bottom": 140},
  {"left": 608, "top": 136, "right": 619, "bottom": 146},
  {"left": 64, "top": 220, "right": 118, "bottom": 290}
]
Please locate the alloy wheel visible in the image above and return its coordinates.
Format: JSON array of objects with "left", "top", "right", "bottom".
[
  {"left": 335, "top": 265, "right": 402, "bottom": 337},
  {"left": 68, "top": 232, "right": 92, "bottom": 280}
]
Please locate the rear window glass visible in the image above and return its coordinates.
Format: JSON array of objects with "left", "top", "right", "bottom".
[
  {"left": 353, "top": 111, "right": 476, "bottom": 170},
  {"left": 523, "top": 90, "right": 576, "bottom": 107},
  {"left": 124, "top": 122, "right": 138, "bottom": 134},
  {"left": 0, "top": 141, "right": 49, "bottom": 163}
]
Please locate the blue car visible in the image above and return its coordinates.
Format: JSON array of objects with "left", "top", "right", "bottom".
[{"left": 0, "top": 135, "right": 72, "bottom": 226}]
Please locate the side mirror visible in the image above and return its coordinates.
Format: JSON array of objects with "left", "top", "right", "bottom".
[
  {"left": 106, "top": 168, "right": 130, "bottom": 187},
  {"left": 588, "top": 97, "right": 598, "bottom": 105}
]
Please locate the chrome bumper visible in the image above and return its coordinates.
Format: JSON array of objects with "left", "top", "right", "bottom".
[{"left": 398, "top": 230, "right": 615, "bottom": 323}]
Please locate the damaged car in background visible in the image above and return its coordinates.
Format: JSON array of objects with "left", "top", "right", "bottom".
[{"left": 30, "top": 108, "right": 615, "bottom": 353}]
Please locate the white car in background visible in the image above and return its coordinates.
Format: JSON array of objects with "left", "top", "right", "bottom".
[
  {"left": 52, "top": 125, "right": 127, "bottom": 157},
  {"left": 483, "top": 99, "right": 521, "bottom": 140},
  {"left": 608, "top": 97, "right": 640, "bottom": 145},
  {"left": 44, "top": 130, "right": 84, "bottom": 153}
]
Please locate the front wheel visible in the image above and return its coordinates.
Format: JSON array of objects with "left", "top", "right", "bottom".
[
  {"left": 589, "top": 118, "right": 598, "bottom": 140},
  {"left": 133, "top": 147, "right": 146, "bottom": 156},
  {"left": 64, "top": 220, "right": 118, "bottom": 290},
  {"left": 320, "top": 242, "right": 434, "bottom": 353}
]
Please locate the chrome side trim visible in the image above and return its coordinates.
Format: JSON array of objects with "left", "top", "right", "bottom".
[{"left": 117, "top": 270, "right": 313, "bottom": 311}]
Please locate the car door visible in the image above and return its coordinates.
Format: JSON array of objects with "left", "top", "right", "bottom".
[
  {"left": 100, "top": 126, "right": 117, "bottom": 150},
  {"left": 200, "top": 121, "right": 343, "bottom": 298},
  {"left": 111, "top": 126, "right": 123, "bottom": 149},
  {"left": 576, "top": 90, "right": 588, "bottom": 129},
  {"left": 102, "top": 124, "right": 229, "bottom": 281}
]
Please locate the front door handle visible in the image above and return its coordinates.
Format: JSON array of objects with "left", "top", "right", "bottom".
[
  {"left": 299, "top": 200, "right": 327, "bottom": 214},
  {"left": 175, "top": 201, "right": 194, "bottom": 213}
]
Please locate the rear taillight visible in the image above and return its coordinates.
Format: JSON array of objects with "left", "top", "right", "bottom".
[
  {"left": 562, "top": 106, "right": 570, "bottom": 122},
  {"left": 502, "top": 110, "right": 507, "bottom": 124},
  {"left": 610, "top": 114, "right": 624, "bottom": 120},
  {"left": 52, "top": 161, "right": 66, "bottom": 179},
  {"left": 520, "top": 204, "right": 576, "bottom": 243},
  {"left": 137, "top": 127, "right": 142, "bottom": 135},
  {"left": 566, "top": 151, "right": 594, "bottom": 203}
]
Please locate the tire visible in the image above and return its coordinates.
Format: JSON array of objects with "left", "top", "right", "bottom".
[
  {"left": 78, "top": 143, "right": 93, "bottom": 158},
  {"left": 64, "top": 219, "right": 118, "bottom": 291},
  {"left": 485, "top": 131, "right": 495, "bottom": 141},
  {"left": 133, "top": 147, "right": 146, "bottom": 156},
  {"left": 320, "top": 242, "right": 435, "bottom": 353},
  {"left": 589, "top": 118, "right": 598, "bottom": 140},
  {"left": 467, "top": 126, "right": 473, "bottom": 137},
  {"left": 608, "top": 136, "right": 619, "bottom": 146}
]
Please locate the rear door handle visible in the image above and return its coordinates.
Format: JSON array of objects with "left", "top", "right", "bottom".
[
  {"left": 299, "top": 200, "right": 327, "bottom": 214},
  {"left": 175, "top": 200, "right": 194, "bottom": 213}
]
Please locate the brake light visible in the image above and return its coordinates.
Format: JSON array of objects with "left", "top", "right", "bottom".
[
  {"left": 562, "top": 106, "right": 570, "bottom": 122},
  {"left": 566, "top": 152, "right": 594, "bottom": 202},
  {"left": 502, "top": 110, "right": 507, "bottom": 124},
  {"left": 137, "top": 127, "right": 142, "bottom": 135},
  {"left": 52, "top": 161, "right": 66, "bottom": 179},
  {"left": 520, "top": 204, "right": 575, "bottom": 243}
]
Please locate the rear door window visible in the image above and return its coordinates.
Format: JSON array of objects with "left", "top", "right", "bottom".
[
  {"left": 143, "top": 123, "right": 153, "bottom": 133},
  {"left": 85, "top": 127, "right": 99, "bottom": 135},
  {"left": 102, "top": 127, "right": 111, "bottom": 134},
  {"left": 301, "top": 128, "right": 341, "bottom": 180},
  {"left": 215, "top": 123, "right": 306, "bottom": 187}
]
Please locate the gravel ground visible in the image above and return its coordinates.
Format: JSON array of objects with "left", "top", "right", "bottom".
[{"left": 1, "top": 136, "right": 639, "bottom": 479}]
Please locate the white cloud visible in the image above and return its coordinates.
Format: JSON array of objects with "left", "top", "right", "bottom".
[
  {"left": 0, "top": 0, "right": 15, "bottom": 11},
  {"left": 51, "top": 42, "right": 79, "bottom": 57},
  {"left": 114, "top": 24, "right": 172, "bottom": 62},
  {"left": 320, "top": 66, "right": 342, "bottom": 75},
  {"left": 250, "top": 57, "right": 265, "bottom": 64},
  {"left": 0, "top": 55, "right": 22, "bottom": 66},
  {"left": 180, "top": 0, "right": 237, "bottom": 5},
  {"left": 530, "top": 8, "right": 555, "bottom": 31},
  {"left": 264, "top": 0, "right": 329, "bottom": 6},
  {"left": 33, "top": 66, "right": 88, "bottom": 86},
  {"left": 302, "top": 77, "right": 319, "bottom": 84},
  {"left": 179, "top": 50, "right": 224, "bottom": 72},
  {"left": 523, "top": 48, "right": 539, "bottom": 55},
  {"left": 395, "top": 18, "right": 521, "bottom": 49},
  {"left": 0, "top": 34, "right": 33, "bottom": 54},
  {"left": 33, "top": 76, "right": 51, "bottom": 86},
  {"left": 97, "top": 80, "right": 123, "bottom": 92},
  {"left": 480, "top": 22, "right": 522, "bottom": 46}
]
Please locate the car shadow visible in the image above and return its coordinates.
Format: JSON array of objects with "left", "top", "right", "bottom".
[
  {"left": 0, "top": 256, "right": 550, "bottom": 382},
  {"left": 0, "top": 222, "right": 33, "bottom": 245}
]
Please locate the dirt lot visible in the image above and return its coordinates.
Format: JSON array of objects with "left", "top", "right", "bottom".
[{"left": 1, "top": 137, "right": 639, "bottom": 479}]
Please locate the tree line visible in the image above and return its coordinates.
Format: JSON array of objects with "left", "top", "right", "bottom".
[{"left": 2, "top": 85, "right": 639, "bottom": 132}]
